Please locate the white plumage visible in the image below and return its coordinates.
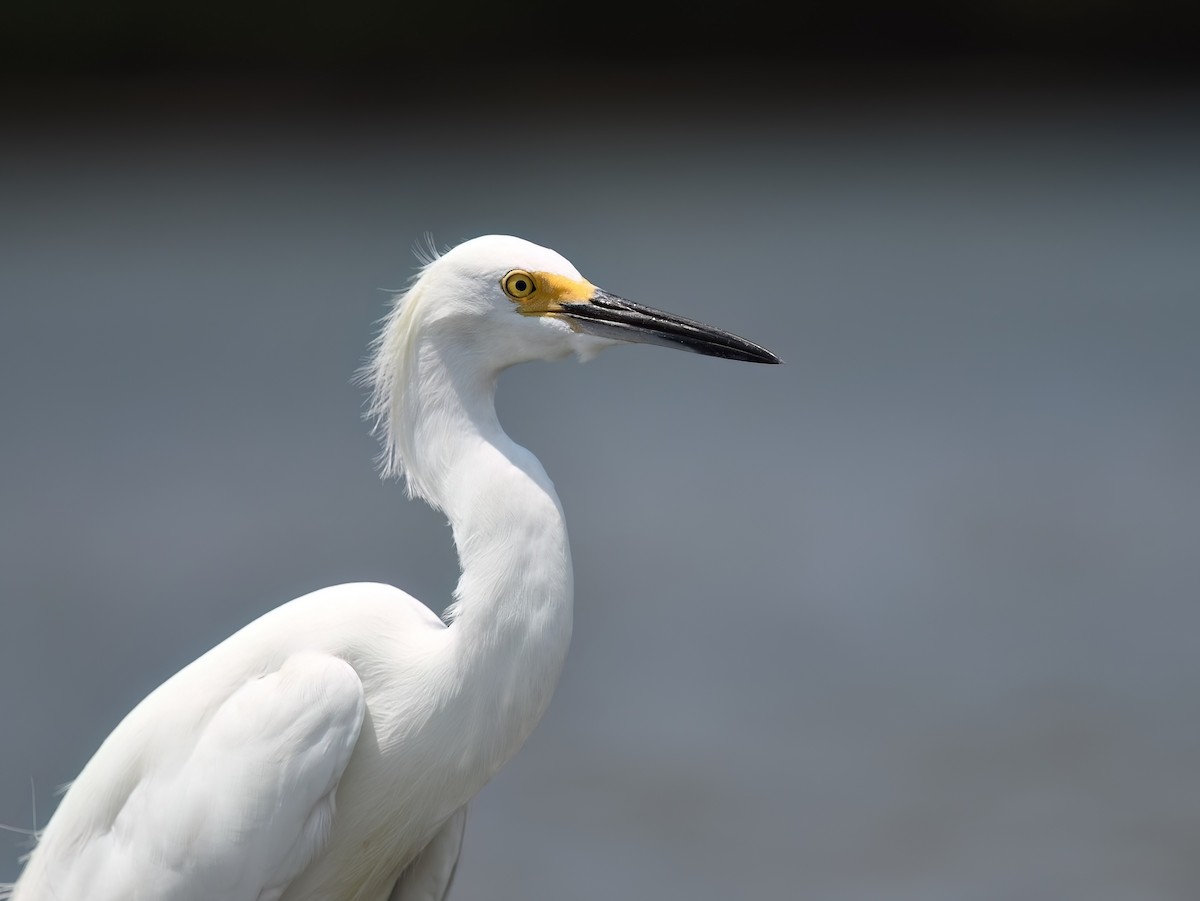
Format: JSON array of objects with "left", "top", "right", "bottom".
[{"left": 6, "top": 235, "right": 777, "bottom": 901}]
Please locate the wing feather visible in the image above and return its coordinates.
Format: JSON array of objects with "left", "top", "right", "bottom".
[{"left": 17, "top": 653, "right": 364, "bottom": 901}]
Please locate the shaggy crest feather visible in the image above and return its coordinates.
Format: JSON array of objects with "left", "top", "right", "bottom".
[
  {"left": 411, "top": 232, "right": 443, "bottom": 268},
  {"left": 359, "top": 247, "right": 442, "bottom": 496}
]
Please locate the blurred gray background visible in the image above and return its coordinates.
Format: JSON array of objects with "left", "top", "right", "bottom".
[{"left": 2, "top": 5, "right": 1199, "bottom": 897}]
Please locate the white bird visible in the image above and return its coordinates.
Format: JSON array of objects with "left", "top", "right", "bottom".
[{"left": 5, "top": 235, "right": 779, "bottom": 901}]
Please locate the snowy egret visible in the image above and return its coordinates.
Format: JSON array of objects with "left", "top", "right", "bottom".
[{"left": 5, "top": 235, "right": 779, "bottom": 901}]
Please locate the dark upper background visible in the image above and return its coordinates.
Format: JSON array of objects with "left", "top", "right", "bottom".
[
  {"left": 1, "top": 0, "right": 1197, "bottom": 74},
  {"left": 2, "top": 3, "right": 1199, "bottom": 899}
]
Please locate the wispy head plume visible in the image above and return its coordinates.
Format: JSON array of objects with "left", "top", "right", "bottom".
[
  {"left": 411, "top": 232, "right": 443, "bottom": 268},
  {"left": 357, "top": 244, "right": 441, "bottom": 494}
]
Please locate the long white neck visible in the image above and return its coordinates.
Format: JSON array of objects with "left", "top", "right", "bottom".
[{"left": 398, "top": 326, "right": 574, "bottom": 768}]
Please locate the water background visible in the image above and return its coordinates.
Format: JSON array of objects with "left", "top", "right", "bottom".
[{"left": 2, "top": 70, "right": 1198, "bottom": 898}]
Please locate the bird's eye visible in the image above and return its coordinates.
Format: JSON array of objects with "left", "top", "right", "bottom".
[{"left": 502, "top": 270, "right": 536, "bottom": 299}]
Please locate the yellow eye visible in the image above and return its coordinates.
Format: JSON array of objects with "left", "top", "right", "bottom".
[{"left": 502, "top": 270, "right": 536, "bottom": 299}]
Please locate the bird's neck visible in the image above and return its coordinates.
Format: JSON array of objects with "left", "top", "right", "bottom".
[{"left": 402, "top": 338, "right": 574, "bottom": 757}]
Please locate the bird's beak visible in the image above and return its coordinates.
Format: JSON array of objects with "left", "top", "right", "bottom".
[{"left": 556, "top": 290, "right": 781, "bottom": 364}]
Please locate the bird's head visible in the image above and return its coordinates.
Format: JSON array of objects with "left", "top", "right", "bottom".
[
  {"left": 364, "top": 235, "right": 779, "bottom": 485},
  {"left": 384, "top": 234, "right": 780, "bottom": 368}
]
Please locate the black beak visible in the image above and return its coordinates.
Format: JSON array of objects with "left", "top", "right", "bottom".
[{"left": 557, "top": 290, "right": 781, "bottom": 364}]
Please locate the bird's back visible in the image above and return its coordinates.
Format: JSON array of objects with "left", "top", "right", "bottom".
[{"left": 12, "top": 582, "right": 458, "bottom": 901}]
